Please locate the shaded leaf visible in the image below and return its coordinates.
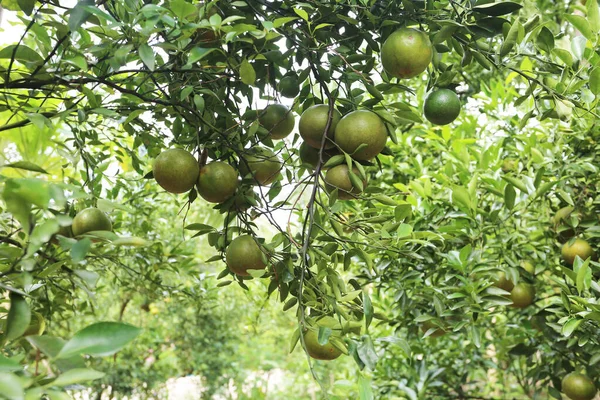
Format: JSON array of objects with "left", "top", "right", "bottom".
[
  {"left": 472, "top": 2, "right": 522, "bottom": 16},
  {"left": 56, "top": 322, "right": 142, "bottom": 359},
  {"left": 49, "top": 368, "right": 105, "bottom": 387}
]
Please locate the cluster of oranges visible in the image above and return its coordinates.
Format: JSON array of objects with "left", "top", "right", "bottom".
[{"left": 148, "top": 27, "right": 468, "bottom": 360}]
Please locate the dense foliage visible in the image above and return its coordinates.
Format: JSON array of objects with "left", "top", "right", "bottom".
[{"left": 1, "top": 0, "right": 600, "bottom": 399}]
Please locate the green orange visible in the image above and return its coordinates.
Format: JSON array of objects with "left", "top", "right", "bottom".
[
  {"left": 333, "top": 110, "right": 387, "bottom": 160},
  {"left": 278, "top": 75, "right": 300, "bottom": 98},
  {"left": 153, "top": 149, "right": 200, "bottom": 194},
  {"left": 225, "top": 235, "right": 267, "bottom": 276},
  {"left": 303, "top": 329, "right": 342, "bottom": 360},
  {"left": 240, "top": 147, "right": 282, "bottom": 186},
  {"left": 562, "top": 372, "right": 597, "bottom": 400},
  {"left": 493, "top": 272, "right": 514, "bottom": 292},
  {"left": 324, "top": 165, "right": 366, "bottom": 200},
  {"left": 259, "top": 104, "right": 295, "bottom": 140},
  {"left": 510, "top": 283, "right": 535, "bottom": 308},
  {"left": 197, "top": 161, "right": 238, "bottom": 203},
  {"left": 72, "top": 208, "right": 112, "bottom": 236},
  {"left": 423, "top": 89, "right": 461, "bottom": 125},
  {"left": 299, "top": 104, "right": 341, "bottom": 149},
  {"left": 381, "top": 27, "right": 433, "bottom": 79},
  {"left": 561, "top": 239, "right": 594, "bottom": 265}
]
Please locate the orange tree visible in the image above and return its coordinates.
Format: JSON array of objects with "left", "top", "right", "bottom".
[{"left": 1, "top": 0, "right": 600, "bottom": 398}]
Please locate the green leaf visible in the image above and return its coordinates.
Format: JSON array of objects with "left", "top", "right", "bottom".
[
  {"left": 472, "top": 2, "right": 522, "bottom": 16},
  {"left": 561, "top": 318, "right": 582, "bottom": 337},
  {"left": 536, "top": 27, "right": 554, "bottom": 53},
  {"left": 28, "top": 219, "right": 59, "bottom": 256},
  {"left": 317, "top": 326, "right": 332, "bottom": 346},
  {"left": 17, "top": 0, "right": 35, "bottom": 15},
  {"left": 576, "top": 258, "right": 591, "bottom": 293},
  {"left": 0, "top": 355, "right": 21, "bottom": 373},
  {"left": 56, "top": 322, "right": 142, "bottom": 359},
  {"left": 565, "top": 15, "right": 594, "bottom": 41},
  {"left": 500, "top": 20, "right": 520, "bottom": 57},
  {"left": 3, "top": 178, "right": 52, "bottom": 208},
  {"left": 373, "top": 194, "right": 397, "bottom": 206},
  {"left": 111, "top": 237, "right": 148, "bottom": 247},
  {"left": 363, "top": 292, "right": 373, "bottom": 330},
  {"left": 587, "top": 0, "right": 600, "bottom": 32},
  {"left": 273, "top": 17, "right": 297, "bottom": 28},
  {"left": 293, "top": 8, "right": 309, "bottom": 21},
  {"left": 358, "top": 374, "right": 374, "bottom": 400},
  {"left": 0, "top": 45, "right": 43, "bottom": 64},
  {"left": 239, "top": 59, "right": 256, "bottom": 85},
  {"left": 170, "top": 0, "right": 197, "bottom": 20},
  {"left": 26, "top": 336, "right": 66, "bottom": 358},
  {"left": 504, "top": 183, "right": 516, "bottom": 210},
  {"left": 356, "top": 335, "right": 379, "bottom": 370},
  {"left": 451, "top": 186, "right": 472, "bottom": 211},
  {"left": 501, "top": 175, "right": 528, "bottom": 193},
  {"left": 138, "top": 43, "right": 155, "bottom": 71},
  {"left": 323, "top": 154, "right": 345, "bottom": 168},
  {"left": 590, "top": 68, "right": 600, "bottom": 96},
  {"left": 366, "top": 84, "right": 384, "bottom": 101},
  {"left": 70, "top": 238, "right": 91, "bottom": 263},
  {"left": 68, "top": 0, "right": 94, "bottom": 31},
  {"left": 187, "top": 47, "right": 217, "bottom": 64},
  {"left": 0, "top": 372, "right": 24, "bottom": 400},
  {"left": 49, "top": 368, "right": 105, "bottom": 387},
  {"left": 553, "top": 48, "right": 573, "bottom": 66},
  {"left": 289, "top": 327, "right": 300, "bottom": 353},
  {"left": 184, "top": 223, "right": 215, "bottom": 232},
  {"left": 1, "top": 161, "right": 48, "bottom": 174},
  {"left": 397, "top": 223, "right": 413, "bottom": 238},
  {"left": 4, "top": 293, "right": 31, "bottom": 342},
  {"left": 81, "top": 5, "right": 118, "bottom": 24},
  {"left": 45, "top": 391, "right": 71, "bottom": 400}
]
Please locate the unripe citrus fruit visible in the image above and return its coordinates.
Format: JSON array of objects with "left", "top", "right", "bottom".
[
  {"left": 225, "top": 235, "right": 267, "bottom": 276},
  {"left": 241, "top": 147, "right": 282, "bottom": 186},
  {"left": 501, "top": 159, "right": 518, "bottom": 173},
  {"left": 334, "top": 110, "right": 387, "bottom": 161},
  {"left": 562, "top": 372, "right": 597, "bottom": 400},
  {"left": 259, "top": 104, "right": 295, "bottom": 140},
  {"left": 521, "top": 260, "right": 535, "bottom": 274},
  {"left": 423, "top": 89, "right": 461, "bottom": 125},
  {"left": 153, "top": 149, "right": 200, "bottom": 194},
  {"left": 324, "top": 165, "right": 366, "bottom": 200},
  {"left": 197, "top": 161, "right": 238, "bottom": 203},
  {"left": 510, "top": 283, "right": 535, "bottom": 308},
  {"left": 561, "top": 239, "right": 594, "bottom": 265},
  {"left": 299, "top": 142, "right": 337, "bottom": 170},
  {"left": 299, "top": 104, "right": 341, "bottom": 149},
  {"left": 493, "top": 272, "right": 514, "bottom": 292},
  {"left": 72, "top": 208, "right": 112, "bottom": 236},
  {"left": 381, "top": 27, "right": 433, "bottom": 79},
  {"left": 303, "top": 329, "right": 342, "bottom": 360},
  {"left": 278, "top": 75, "right": 300, "bottom": 98}
]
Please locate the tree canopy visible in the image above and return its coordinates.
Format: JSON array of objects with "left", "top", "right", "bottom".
[{"left": 1, "top": 0, "right": 600, "bottom": 399}]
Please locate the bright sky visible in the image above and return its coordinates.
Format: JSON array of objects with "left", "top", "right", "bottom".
[{"left": 0, "top": 7, "right": 25, "bottom": 40}]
